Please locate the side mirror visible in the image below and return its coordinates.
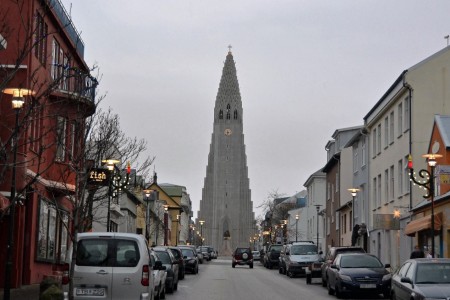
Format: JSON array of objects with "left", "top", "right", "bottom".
[
  {"left": 155, "top": 260, "right": 163, "bottom": 270},
  {"left": 330, "top": 264, "right": 338, "bottom": 270},
  {"left": 400, "top": 277, "right": 413, "bottom": 287},
  {"left": 319, "top": 251, "right": 323, "bottom": 255},
  {"left": 183, "top": 256, "right": 187, "bottom": 259}
]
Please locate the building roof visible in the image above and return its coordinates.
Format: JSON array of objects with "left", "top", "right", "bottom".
[
  {"left": 159, "top": 183, "right": 185, "bottom": 197},
  {"left": 434, "top": 115, "right": 450, "bottom": 149}
]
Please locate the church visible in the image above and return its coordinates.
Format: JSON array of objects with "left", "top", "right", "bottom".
[{"left": 198, "top": 48, "right": 256, "bottom": 255}]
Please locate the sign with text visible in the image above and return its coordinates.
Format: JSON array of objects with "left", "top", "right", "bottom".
[
  {"left": 373, "top": 214, "right": 399, "bottom": 230},
  {"left": 87, "top": 168, "right": 111, "bottom": 186}
]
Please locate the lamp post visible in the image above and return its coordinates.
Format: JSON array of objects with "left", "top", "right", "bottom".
[
  {"left": 102, "top": 159, "right": 130, "bottom": 232},
  {"left": 348, "top": 188, "right": 359, "bottom": 228},
  {"left": 314, "top": 205, "right": 322, "bottom": 249},
  {"left": 175, "top": 214, "right": 180, "bottom": 246},
  {"left": 408, "top": 153, "right": 442, "bottom": 258},
  {"left": 164, "top": 205, "right": 169, "bottom": 245},
  {"left": 143, "top": 189, "right": 155, "bottom": 242},
  {"left": 199, "top": 220, "right": 205, "bottom": 247},
  {"left": 295, "top": 214, "right": 299, "bottom": 242},
  {"left": 3, "top": 89, "right": 26, "bottom": 300}
]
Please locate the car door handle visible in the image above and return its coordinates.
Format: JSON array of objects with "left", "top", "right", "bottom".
[{"left": 96, "top": 270, "right": 109, "bottom": 275}]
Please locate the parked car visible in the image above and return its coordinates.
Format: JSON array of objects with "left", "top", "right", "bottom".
[
  {"left": 151, "top": 250, "right": 167, "bottom": 300},
  {"left": 178, "top": 246, "right": 199, "bottom": 274},
  {"left": 196, "top": 249, "right": 204, "bottom": 264},
  {"left": 198, "top": 246, "right": 211, "bottom": 261},
  {"left": 232, "top": 247, "right": 253, "bottom": 268},
  {"left": 391, "top": 258, "right": 450, "bottom": 300},
  {"left": 263, "top": 244, "right": 283, "bottom": 269},
  {"left": 326, "top": 253, "right": 391, "bottom": 299},
  {"left": 279, "top": 241, "right": 321, "bottom": 278},
  {"left": 61, "top": 232, "right": 154, "bottom": 300},
  {"left": 153, "top": 246, "right": 179, "bottom": 293},
  {"left": 252, "top": 250, "right": 261, "bottom": 261},
  {"left": 168, "top": 246, "right": 185, "bottom": 280},
  {"left": 321, "top": 246, "right": 365, "bottom": 287}
]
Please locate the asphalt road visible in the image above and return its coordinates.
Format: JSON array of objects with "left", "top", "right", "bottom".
[{"left": 169, "top": 257, "right": 387, "bottom": 300}]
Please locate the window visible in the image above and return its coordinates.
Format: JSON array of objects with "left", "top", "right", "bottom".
[
  {"left": 390, "top": 111, "right": 394, "bottom": 144},
  {"left": 384, "top": 117, "right": 389, "bottom": 148},
  {"left": 398, "top": 103, "right": 403, "bottom": 136},
  {"left": 37, "top": 198, "right": 69, "bottom": 263},
  {"left": 390, "top": 165, "right": 395, "bottom": 201},
  {"left": 234, "top": 110, "right": 238, "bottom": 119},
  {"left": 29, "top": 103, "right": 43, "bottom": 153},
  {"left": 56, "top": 116, "right": 67, "bottom": 161},
  {"left": 34, "top": 13, "right": 48, "bottom": 66},
  {"left": 349, "top": 212, "right": 352, "bottom": 230},
  {"left": 336, "top": 169, "right": 339, "bottom": 192},
  {"left": 51, "top": 39, "right": 62, "bottom": 80},
  {"left": 385, "top": 169, "right": 389, "bottom": 204},
  {"left": 353, "top": 145, "right": 358, "bottom": 173},
  {"left": 327, "top": 183, "right": 331, "bottom": 201},
  {"left": 61, "top": 54, "right": 70, "bottom": 90},
  {"left": 377, "top": 174, "right": 382, "bottom": 207},
  {"left": 372, "top": 177, "right": 377, "bottom": 209},
  {"left": 404, "top": 97, "right": 410, "bottom": 131},
  {"left": 219, "top": 110, "right": 223, "bottom": 119},
  {"left": 361, "top": 138, "right": 366, "bottom": 167},
  {"left": 377, "top": 124, "right": 381, "bottom": 154},
  {"left": 226, "top": 104, "right": 231, "bottom": 120},
  {"left": 69, "top": 122, "right": 77, "bottom": 160},
  {"left": 398, "top": 159, "right": 404, "bottom": 196},
  {"left": 372, "top": 128, "right": 377, "bottom": 157}
]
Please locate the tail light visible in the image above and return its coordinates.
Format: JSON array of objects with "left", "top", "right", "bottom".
[
  {"left": 141, "top": 265, "right": 150, "bottom": 286},
  {"left": 62, "top": 263, "right": 70, "bottom": 285}
]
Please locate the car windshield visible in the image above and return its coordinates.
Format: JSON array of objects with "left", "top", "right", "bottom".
[
  {"left": 181, "top": 249, "right": 195, "bottom": 258},
  {"left": 155, "top": 251, "right": 171, "bottom": 264},
  {"left": 271, "top": 245, "right": 283, "bottom": 251},
  {"left": 291, "top": 245, "right": 317, "bottom": 255},
  {"left": 416, "top": 263, "right": 450, "bottom": 284},
  {"left": 340, "top": 255, "right": 383, "bottom": 268}
]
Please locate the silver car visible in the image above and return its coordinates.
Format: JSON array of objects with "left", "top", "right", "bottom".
[
  {"left": 62, "top": 232, "right": 154, "bottom": 300},
  {"left": 151, "top": 251, "right": 167, "bottom": 300}
]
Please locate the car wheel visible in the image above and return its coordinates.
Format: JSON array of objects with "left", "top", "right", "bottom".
[
  {"left": 287, "top": 270, "right": 294, "bottom": 278},
  {"left": 327, "top": 281, "right": 334, "bottom": 295},
  {"left": 249, "top": 264, "right": 253, "bottom": 269},
  {"left": 322, "top": 277, "right": 327, "bottom": 287},
  {"left": 335, "top": 284, "right": 342, "bottom": 299},
  {"left": 174, "top": 280, "right": 178, "bottom": 291},
  {"left": 232, "top": 263, "right": 236, "bottom": 268},
  {"left": 390, "top": 291, "right": 396, "bottom": 300},
  {"left": 279, "top": 267, "right": 283, "bottom": 274},
  {"left": 383, "top": 290, "right": 390, "bottom": 299},
  {"left": 306, "top": 274, "right": 311, "bottom": 284},
  {"left": 160, "top": 286, "right": 166, "bottom": 300},
  {"left": 195, "top": 265, "right": 199, "bottom": 274}
]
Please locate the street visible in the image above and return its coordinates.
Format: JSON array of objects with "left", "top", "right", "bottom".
[{"left": 171, "top": 258, "right": 387, "bottom": 300}]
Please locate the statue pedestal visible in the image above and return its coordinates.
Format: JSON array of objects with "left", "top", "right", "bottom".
[{"left": 221, "top": 237, "right": 233, "bottom": 256}]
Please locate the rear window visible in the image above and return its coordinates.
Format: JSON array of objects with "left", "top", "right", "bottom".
[
  {"left": 76, "top": 238, "right": 140, "bottom": 267},
  {"left": 270, "top": 245, "right": 283, "bottom": 251},
  {"left": 291, "top": 244, "right": 317, "bottom": 255},
  {"left": 155, "top": 251, "right": 171, "bottom": 264},
  {"left": 169, "top": 248, "right": 181, "bottom": 259},
  {"left": 181, "top": 249, "right": 195, "bottom": 258}
]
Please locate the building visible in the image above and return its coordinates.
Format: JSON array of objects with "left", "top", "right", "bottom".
[
  {"left": 364, "top": 46, "right": 450, "bottom": 267},
  {"left": 198, "top": 50, "right": 255, "bottom": 254},
  {"left": 0, "top": 0, "right": 96, "bottom": 288}
]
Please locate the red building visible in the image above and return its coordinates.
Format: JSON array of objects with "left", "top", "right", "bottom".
[{"left": 0, "top": 0, "right": 95, "bottom": 288}]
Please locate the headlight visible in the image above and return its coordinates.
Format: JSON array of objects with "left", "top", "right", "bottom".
[
  {"left": 339, "top": 274, "right": 352, "bottom": 282},
  {"left": 382, "top": 274, "right": 391, "bottom": 281}
]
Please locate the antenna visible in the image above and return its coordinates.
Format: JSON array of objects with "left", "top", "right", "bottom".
[{"left": 445, "top": 35, "right": 449, "bottom": 46}]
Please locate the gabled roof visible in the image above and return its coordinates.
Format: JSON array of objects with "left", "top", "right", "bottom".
[
  {"left": 159, "top": 183, "right": 185, "bottom": 197},
  {"left": 434, "top": 115, "right": 450, "bottom": 149}
]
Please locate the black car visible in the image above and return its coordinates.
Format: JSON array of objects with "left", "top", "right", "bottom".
[
  {"left": 263, "top": 244, "right": 283, "bottom": 269},
  {"left": 178, "top": 246, "right": 199, "bottom": 274},
  {"left": 391, "top": 258, "right": 450, "bottom": 300},
  {"left": 168, "top": 246, "right": 185, "bottom": 280},
  {"left": 321, "top": 246, "right": 365, "bottom": 287},
  {"left": 232, "top": 247, "right": 253, "bottom": 268},
  {"left": 326, "top": 253, "right": 391, "bottom": 299}
]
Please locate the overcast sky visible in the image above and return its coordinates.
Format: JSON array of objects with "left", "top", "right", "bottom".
[{"left": 61, "top": 0, "right": 450, "bottom": 219}]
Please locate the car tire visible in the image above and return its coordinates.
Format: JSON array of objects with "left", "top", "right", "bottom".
[
  {"left": 232, "top": 263, "right": 236, "bottom": 268},
  {"left": 383, "top": 290, "right": 390, "bottom": 299},
  {"left": 322, "top": 277, "right": 327, "bottom": 287},
  {"left": 279, "top": 267, "right": 283, "bottom": 274},
  {"left": 250, "top": 264, "right": 253, "bottom": 269},
  {"left": 287, "top": 270, "right": 294, "bottom": 278},
  {"left": 390, "top": 291, "right": 396, "bottom": 300},
  {"left": 160, "top": 286, "right": 166, "bottom": 300},
  {"left": 335, "top": 284, "right": 342, "bottom": 299},
  {"left": 174, "top": 280, "right": 178, "bottom": 291},
  {"left": 327, "top": 281, "right": 334, "bottom": 295},
  {"left": 195, "top": 265, "right": 199, "bottom": 274}
]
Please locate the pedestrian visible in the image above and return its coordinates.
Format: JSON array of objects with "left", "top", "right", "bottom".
[
  {"left": 425, "top": 251, "right": 432, "bottom": 258},
  {"left": 410, "top": 245, "right": 425, "bottom": 259}
]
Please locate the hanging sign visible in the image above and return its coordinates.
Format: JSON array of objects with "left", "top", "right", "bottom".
[{"left": 87, "top": 168, "right": 111, "bottom": 186}]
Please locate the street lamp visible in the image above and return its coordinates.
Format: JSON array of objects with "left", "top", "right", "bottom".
[
  {"left": 2, "top": 88, "right": 31, "bottom": 300},
  {"left": 102, "top": 159, "right": 130, "bottom": 232},
  {"left": 348, "top": 188, "right": 359, "bottom": 228},
  {"left": 199, "top": 220, "right": 205, "bottom": 247},
  {"left": 143, "top": 189, "right": 156, "bottom": 242},
  {"left": 315, "top": 205, "right": 322, "bottom": 249},
  {"left": 295, "top": 214, "right": 299, "bottom": 242},
  {"left": 163, "top": 205, "right": 169, "bottom": 245},
  {"left": 408, "top": 153, "right": 442, "bottom": 258},
  {"left": 175, "top": 214, "right": 181, "bottom": 246}
]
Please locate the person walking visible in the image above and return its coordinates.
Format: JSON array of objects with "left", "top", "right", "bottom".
[{"left": 410, "top": 245, "right": 425, "bottom": 259}]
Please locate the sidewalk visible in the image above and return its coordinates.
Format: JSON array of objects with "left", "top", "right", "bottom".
[{"left": 0, "top": 284, "right": 40, "bottom": 300}]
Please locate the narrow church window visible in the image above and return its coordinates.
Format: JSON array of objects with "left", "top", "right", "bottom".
[
  {"left": 234, "top": 110, "right": 238, "bottom": 119},
  {"left": 226, "top": 104, "right": 231, "bottom": 119},
  {"left": 226, "top": 112, "right": 230, "bottom": 119},
  {"left": 226, "top": 104, "right": 231, "bottom": 111},
  {"left": 219, "top": 110, "right": 223, "bottom": 119}
]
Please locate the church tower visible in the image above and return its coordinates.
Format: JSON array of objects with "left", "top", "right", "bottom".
[{"left": 198, "top": 49, "right": 255, "bottom": 255}]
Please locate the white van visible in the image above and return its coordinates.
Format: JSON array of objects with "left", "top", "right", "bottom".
[{"left": 62, "top": 232, "right": 154, "bottom": 300}]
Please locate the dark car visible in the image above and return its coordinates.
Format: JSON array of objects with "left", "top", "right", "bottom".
[
  {"left": 326, "top": 253, "right": 391, "bottom": 299},
  {"left": 263, "top": 244, "right": 283, "bottom": 269},
  {"left": 321, "top": 246, "right": 365, "bottom": 287},
  {"left": 153, "top": 247, "right": 180, "bottom": 293},
  {"left": 391, "top": 258, "right": 450, "bottom": 300},
  {"left": 232, "top": 247, "right": 253, "bottom": 268},
  {"left": 168, "top": 246, "right": 185, "bottom": 280},
  {"left": 178, "top": 246, "right": 199, "bottom": 274}
]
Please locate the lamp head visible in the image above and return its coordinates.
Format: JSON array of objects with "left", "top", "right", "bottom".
[
  {"left": 3, "top": 88, "right": 34, "bottom": 110},
  {"left": 348, "top": 188, "right": 359, "bottom": 197},
  {"left": 102, "top": 159, "right": 120, "bottom": 171},
  {"left": 295, "top": 214, "right": 299, "bottom": 220},
  {"left": 163, "top": 204, "right": 169, "bottom": 211},
  {"left": 143, "top": 189, "right": 153, "bottom": 198},
  {"left": 423, "top": 153, "right": 442, "bottom": 167},
  {"left": 199, "top": 220, "right": 205, "bottom": 225}
]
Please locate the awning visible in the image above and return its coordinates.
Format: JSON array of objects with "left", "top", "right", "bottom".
[{"left": 404, "top": 212, "right": 443, "bottom": 236}]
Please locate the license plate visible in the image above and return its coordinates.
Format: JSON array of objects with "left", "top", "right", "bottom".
[
  {"left": 360, "top": 284, "right": 376, "bottom": 289},
  {"left": 76, "top": 288, "right": 105, "bottom": 296}
]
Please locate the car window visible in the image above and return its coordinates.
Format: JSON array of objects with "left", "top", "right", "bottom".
[
  {"left": 170, "top": 249, "right": 181, "bottom": 259},
  {"left": 405, "top": 262, "right": 415, "bottom": 280},
  {"left": 155, "top": 251, "right": 171, "bottom": 264},
  {"left": 398, "top": 262, "right": 411, "bottom": 277},
  {"left": 416, "top": 263, "right": 450, "bottom": 284},
  {"left": 270, "top": 245, "right": 283, "bottom": 251},
  {"left": 115, "top": 240, "right": 140, "bottom": 267},
  {"left": 340, "top": 255, "right": 382, "bottom": 268},
  {"left": 76, "top": 239, "right": 109, "bottom": 266},
  {"left": 181, "top": 249, "right": 194, "bottom": 258},
  {"left": 291, "top": 245, "right": 317, "bottom": 255}
]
